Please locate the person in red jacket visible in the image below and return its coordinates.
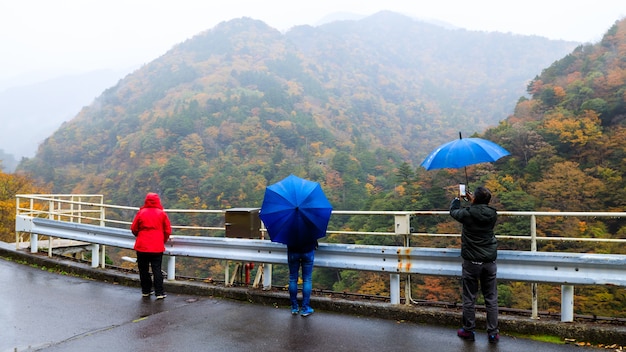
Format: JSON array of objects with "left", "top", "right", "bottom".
[{"left": 131, "top": 193, "right": 172, "bottom": 299}]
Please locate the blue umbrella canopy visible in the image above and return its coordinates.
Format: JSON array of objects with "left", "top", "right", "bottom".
[
  {"left": 420, "top": 137, "right": 510, "bottom": 170},
  {"left": 259, "top": 175, "right": 333, "bottom": 248},
  {"left": 420, "top": 134, "right": 510, "bottom": 186}
]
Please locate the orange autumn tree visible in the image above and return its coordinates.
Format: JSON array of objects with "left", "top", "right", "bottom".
[
  {"left": 0, "top": 170, "right": 50, "bottom": 242},
  {"left": 542, "top": 108, "right": 602, "bottom": 156},
  {"left": 529, "top": 161, "right": 604, "bottom": 212}
]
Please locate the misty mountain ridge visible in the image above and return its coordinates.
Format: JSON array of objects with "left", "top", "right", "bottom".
[
  {"left": 1, "top": 11, "right": 574, "bottom": 170},
  {"left": 15, "top": 11, "right": 584, "bottom": 209},
  {"left": 315, "top": 11, "right": 463, "bottom": 33},
  {"left": 0, "top": 67, "right": 134, "bottom": 167}
]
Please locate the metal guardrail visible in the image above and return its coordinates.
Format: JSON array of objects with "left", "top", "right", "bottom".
[
  {"left": 16, "top": 194, "right": 626, "bottom": 247},
  {"left": 14, "top": 193, "right": 626, "bottom": 322},
  {"left": 15, "top": 215, "right": 626, "bottom": 322}
]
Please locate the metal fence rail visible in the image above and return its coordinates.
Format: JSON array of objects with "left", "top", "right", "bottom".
[
  {"left": 15, "top": 215, "right": 626, "bottom": 322},
  {"left": 14, "top": 194, "right": 626, "bottom": 322},
  {"left": 16, "top": 195, "right": 626, "bottom": 247}
]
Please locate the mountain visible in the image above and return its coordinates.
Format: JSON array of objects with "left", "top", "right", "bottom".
[
  {"left": 0, "top": 68, "right": 134, "bottom": 165},
  {"left": 479, "top": 17, "right": 626, "bottom": 215},
  {"left": 284, "top": 11, "right": 577, "bottom": 154},
  {"left": 17, "top": 12, "right": 579, "bottom": 210},
  {"left": 12, "top": 15, "right": 626, "bottom": 319}
]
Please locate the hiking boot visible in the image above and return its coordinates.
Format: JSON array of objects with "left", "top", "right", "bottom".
[
  {"left": 457, "top": 328, "right": 475, "bottom": 341},
  {"left": 488, "top": 333, "right": 500, "bottom": 343}
]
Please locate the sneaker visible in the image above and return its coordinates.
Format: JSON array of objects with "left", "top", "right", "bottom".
[
  {"left": 142, "top": 291, "right": 154, "bottom": 297},
  {"left": 488, "top": 333, "right": 500, "bottom": 343},
  {"left": 457, "top": 328, "right": 475, "bottom": 341},
  {"left": 155, "top": 294, "right": 167, "bottom": 300},
  {"left": 291, "top": 305, "right": 300, "bottom": 315},
  {"left": 300, "top": 307, "right": 314, "bottom": 317}
]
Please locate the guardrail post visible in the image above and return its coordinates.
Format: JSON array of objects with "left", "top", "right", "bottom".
[
  {"left": 225, "top": 261, "right": 230, "bottom": 286},
  {"left": 390, "top": 274, "right": 400, "bottom": 304},
  {"left": 30, "top": 233, "right": 38, "bottom": 253},
  {"left": 98, "top": 199, "right": 106, "bottom": 268},
  {"left": 530, "top": 214, "right": 539, "bottom": 320},
  {"left": 15, "top": 197, "right": 21, "bottom": 250},
  {"left": 392, "top": 213, "right": 410, "bottom": 305},
  {"left": 100, "top": 245, "right": 106, "bottom": 268},
  {"left": 72, "top": 196, "right": 77, "bottom": 223},
  {"left": 403, "top": 230, "right": 412, "bottom": 305},
  {"left": 167, "top": 255, "right": 176, "bottom": 280},
  {"left": 561, "top": 285, "right": 574, "bottom": 322},
  {"left": 91, "top": 244, "right": 100, "bottom": 268},
  {"left": 262, "top": 264, "right": 272, "bottom": 290},
  {"left": 99, "top": 199, "right": 105, "bottom": 227}
]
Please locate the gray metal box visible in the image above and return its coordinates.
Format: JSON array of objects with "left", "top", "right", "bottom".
[{"left": 225, "top": 208, "right": 261, "bottom": 238}]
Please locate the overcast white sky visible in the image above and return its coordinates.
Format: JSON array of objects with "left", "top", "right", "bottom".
[{"left": 1, "top": 0, "right": 625, "bottom": 85}]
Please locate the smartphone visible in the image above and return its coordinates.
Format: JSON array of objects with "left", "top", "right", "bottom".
[{"left": 459, "top": 184, "right": 466, "bottom": 196}]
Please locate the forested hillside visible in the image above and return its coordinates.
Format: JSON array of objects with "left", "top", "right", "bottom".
[
  {"left": 17, "top": 12, "right": 576, "bottom": 211},
  {"left": 410, "top": 18, "right": 626, "bottom": 245},
  {"left": 13, "top": 13, "right": 626, "bottom": 318},
  {"left": 461, "top": 18, "right": 626, "bottom": 317},
  {"left": 481, "top": 18, "right": 626, "bottom": 216}
]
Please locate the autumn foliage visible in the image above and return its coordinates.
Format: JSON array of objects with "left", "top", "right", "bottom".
[
  {"left": 9, "top": 16, "right": 626, "bottom": 317},
  {"left": 0, "top": 171, "right": 49, "bottom": 243}
]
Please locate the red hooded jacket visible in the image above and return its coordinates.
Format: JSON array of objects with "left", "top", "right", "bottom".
[{"left": 131, "top": 193, "right": 172, "bottom": 253}]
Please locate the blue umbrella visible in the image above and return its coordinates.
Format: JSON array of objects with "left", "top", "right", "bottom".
[
  {"left": 259, "top": 174, "right": 333, "bottom": 248},
  {"left": 420, "top": 132, "right": 510, "bottom": 184}
]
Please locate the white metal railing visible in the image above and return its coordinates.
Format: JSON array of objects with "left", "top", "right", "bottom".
[
  {"left": 15, "top": 194, "right": 626, "bottom": 249},
  {"left": 14, "top": 215, "right": 626, "bottom": 323},
  {"left": 14, "top": 194, "right": 626, "bottom": 322}
]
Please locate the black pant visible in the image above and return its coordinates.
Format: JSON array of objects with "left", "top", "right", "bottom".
[
  {"left": 136, "top": 251, "right": 164, "bottom": 296},
  {"left": 461, "top": 260, "right": 499, "bottom": 335}
]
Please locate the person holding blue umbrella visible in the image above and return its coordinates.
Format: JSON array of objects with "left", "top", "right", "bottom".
[
  {"left": 450, "top": 186, "right": 500, "bottom": 343},
  {"left": 259, "top": 174, "right": 333, "bottom": 317}
]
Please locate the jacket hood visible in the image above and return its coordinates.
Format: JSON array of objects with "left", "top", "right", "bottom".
[
  {"left": 143, "top": 193, "right": 164, "bottom": 209},
  {"left": 468, "top": 204, "right": 497, "bottom": 223}
]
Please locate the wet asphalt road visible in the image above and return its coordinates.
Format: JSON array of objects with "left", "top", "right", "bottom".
[{"left": 1, "top": 258, "right": 602, "bottom": 352}]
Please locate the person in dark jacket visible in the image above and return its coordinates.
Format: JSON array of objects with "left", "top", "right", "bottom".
[
  {"left": 450, "top": 186, "right": 499, "bottom": 343},
  {"left": 131, "top": 193, "right": 172, "bottom": 299}
]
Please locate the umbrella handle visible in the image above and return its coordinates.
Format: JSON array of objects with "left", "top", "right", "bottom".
[
  {"left": 464, "top": 166, "right": 469, "bottom": 188},
  {"left": 461, "top": 132, "right": 468, "bottom": 186}
]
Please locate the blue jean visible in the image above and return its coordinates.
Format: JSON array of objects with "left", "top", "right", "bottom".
[
  {"left": 461, "top": 260, "right": 499, "bottom": 335},
  {"left": 288, "top": 249, "right": 315, "bottom": 310}
]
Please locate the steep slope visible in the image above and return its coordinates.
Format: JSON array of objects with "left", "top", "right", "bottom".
[
  {"left": 481, "top": 18, "right": 626, "bottom": 213},
  {"left": 18, "top": 13, "right": 578, "bottom": 209}
]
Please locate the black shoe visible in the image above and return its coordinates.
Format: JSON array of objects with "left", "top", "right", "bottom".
[
  {"left": 488, "top": 333, "right": 500, "bottom": 343},
  {"left": 457, "top": 328, "right": 475, "bottom": 341}
]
